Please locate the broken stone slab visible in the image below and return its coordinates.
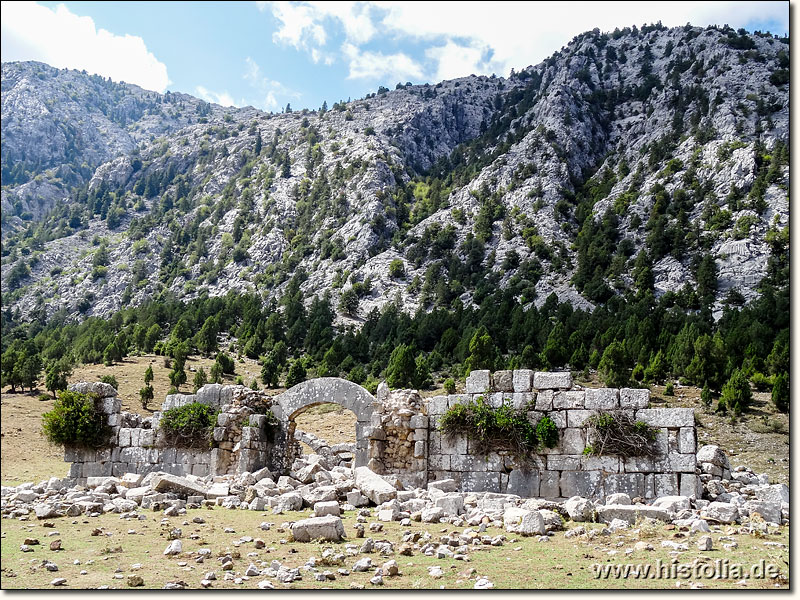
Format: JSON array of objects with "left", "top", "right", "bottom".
[
  {"left": 596, "top": 505, "right": 670, "bottom": 525},
  {"left": 652, "top": 496, "right": 691, "bottom": 516},
  {"left": 151, "top": 474, "right": 207, "bottom": 499},
  {"left": 755, "top": 484, "right": 788, "bottom": 504},
  {"left": 702, "top": 502, "right": 739, "bottom": 524},
  {"left": 695, "top": 445, "right": 732, "bottom": 469},
  {"left": 291, "top": 515, "right": 346, "bottom": 542},
  {"left": 744, "top": 500, "right": 781, "bottom": 524},
  {"left": 533, "top": 372, "right": 572, "bottom": 390},
  {"left": 421, "top": 506, "right": 445, "bottom": 523},
  {"left": 271, "top": 492, "right": 303, "bottom": 513},
  {"left": 346, "top": 491, "right": 369, "bottom": 507},
  {"left": 503, "top": 507, "right": 545, "bottom": 536},
  {"left": 354, "top": 467, "right": 396, "bottom": 505}
]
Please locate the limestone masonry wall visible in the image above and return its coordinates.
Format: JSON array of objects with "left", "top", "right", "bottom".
[{"left": 64, "top": 371, "right": 699, "bottom": 500}]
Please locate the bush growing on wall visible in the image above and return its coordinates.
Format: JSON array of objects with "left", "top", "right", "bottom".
[
  {"left": 160, "top": 402, "right": 218, "bottom": 448},
  {"left": 42, "top": 390, "right": 110, "bottom": 448}
]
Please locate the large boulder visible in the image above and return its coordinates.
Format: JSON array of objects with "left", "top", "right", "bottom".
[
  {"left": 503, "top": 507, "right": 545, "bottom": 536},
  {"left": 703, "top": 502, "right": 739, "bottom": 524},
  {"left": 755, "top": 484, "right": 789, "bottom": 505},
  {"left": 290, "top": 515, "right": 345, "bottom": 542},
  {"left": 564, "top": 496, "right": 595, "bottom": 522},
  {"left": 354, "top": 467, "right": 396, "bottom": 505},
  {"left": 744, "top": 500, "right": 781, "bottom": 524}
]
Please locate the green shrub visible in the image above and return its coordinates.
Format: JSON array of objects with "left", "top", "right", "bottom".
[
  {"left": 535, "top": 415, "right": 559, "bottom": 448},
  {"left": 215, "top": 352, "right": 235, "bottom": 375},
  {"left": 664, "top": 382, "right": 675, "bottom": 396},
  {"left": 160, "top": 402, "right": 218, "bottom": 448},
  {"left": 439, "top": 396, "right": 547, "bottom": 463},
  {"left": 771, "top": 372, "right": 788, "bottom": 413},
  {"left": 139, "top": 385, "right": 154, "bottom": 410},
  {"left": 700, "top": 383, "right": 712, "bottom": 408},
  {"left": 750, "top": 371, "right": 773, "bottom": 392},
  {"left": 42, "top": 390, "right": 110, "bottom": 448},
  {"left": 389, "top": 259, "right": 405, "bottom": 279},
  {"left": 718, "top": 369, "right": 752, "bottom": 415},
  {"left": 443, "top": 377, "right": 456, "bottom": 394},
  {"left": 100, "top": 375, "right": 119, "bottom": 389}
]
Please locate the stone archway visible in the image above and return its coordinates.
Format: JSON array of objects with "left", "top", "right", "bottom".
[{"left": 271, "top": 378, "right": 377, "bottom": 472}]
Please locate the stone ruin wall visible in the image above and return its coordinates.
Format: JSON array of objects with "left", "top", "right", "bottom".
[{"left": 64, "top": 371, "right": 701, "bottom": 501}]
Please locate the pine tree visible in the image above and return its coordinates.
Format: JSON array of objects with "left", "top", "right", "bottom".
[
  {"left": 144, "top": 365, "right": 154, "bottom": 386},
  {"left": 386, "top": 344, "right": 416, "bottom": 389},
  {"left": 598, "top": 340, "right": 628, "bottom": 388}
]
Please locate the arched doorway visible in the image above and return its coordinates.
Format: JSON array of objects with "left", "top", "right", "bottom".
[{"left": 271, "top": 378, "right": 377, "bottom": 473}]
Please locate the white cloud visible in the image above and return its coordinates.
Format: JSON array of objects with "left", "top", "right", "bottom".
[
  {"left": 377, "top": 1, "right": 789, "bottom": 78},
  {"left": 243, "top": 56, "right": 299, "bottom": 111},
  {"left": 425, "top": 41, "right": 488, "bottom": 82},
  {"left": 342, "top": 42, "right": 423, "bottom": 81},
  {"left": 195, "top": 85, "right": 238, "bottom": 107},
  {"left": 0, "top": 1, "right": 169, "bottom": 92},
  {"left": 260, "top": 1, "right": 788, "bottom": 85}
]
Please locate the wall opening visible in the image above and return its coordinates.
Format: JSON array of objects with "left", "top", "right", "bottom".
[{"left": 289, "top": 402, "right": 357, "bottom": 468}]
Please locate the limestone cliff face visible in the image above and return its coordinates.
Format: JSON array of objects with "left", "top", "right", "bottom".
[{"left": 1, "top": 25, "right": 789, "bottom": 322}]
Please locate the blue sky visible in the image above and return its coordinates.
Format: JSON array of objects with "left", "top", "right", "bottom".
[{"left": 1, "top": 1, "right": 790, "bottom": 112}]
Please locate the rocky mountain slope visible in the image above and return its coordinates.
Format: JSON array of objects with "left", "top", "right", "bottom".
[{"left": 1, "top": 24, "right": 789, "bottom": 324}]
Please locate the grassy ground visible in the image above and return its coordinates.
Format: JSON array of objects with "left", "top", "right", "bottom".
[{"left": 0, "top": 506, "right": 789, "bottom": 589}]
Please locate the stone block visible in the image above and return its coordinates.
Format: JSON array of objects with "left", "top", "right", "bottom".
[
  {"left": 533, "top": 371, "right": 572, "bottom": 390},
  {"left": 503, "top": 507, "right": 545, "bottom": 535},
  {"left": 654, "top": 473, "right": 679, "bottom": 497},
  {"left": 539, "top": 471, "right": 560, "bottom": 498},
  {"left": 465, "top": 370, "right": 491, "bottom": 394},
  {"left": 755, "top": 484, "right": 789, "bottom": 504},
  {"left": 744, "top": 500, "right": 781, "bottom": 524},
  {"left": 635, "top": 408, "right": 694, "bottom": 428},
  {"left": 546, "top": 410, "right": 566, "bottom": 429},
  {"left": 679, "top": 474, "right": 701, "bottom": 498},
  {"left": 68, "top": 381, "right": 118, "bottom": 399},
  {"left": 553, "top": 391, "right": 585, "bottom": 410},
  {"left": 560, "top": 428, "right": 585, "bottom": 454},
  {"left": 678, "top": 428, "right": 695, "bottom": 454},
  {"left": 290, "top": 516, "right": 345, "bottom": 542},
  {"left": 584, "top": 388, "right": 619, "bottom": 410},
  {"left": 195, "top": 383, "right": 223, "bottom": 405},
  {"left": 512, "top": 392, "right": 534, "bottom": 410},
  {"left": 546, "top": 455, "right": 580, "bottom": 471},
  {"left": 534, "top": 389, "right": 554, "bottom": 411},
  {"left": 450, "top": 454, "right": 485, "bottom": 472},
  {"left": 580, "top": 455, "right": 620, "bottom": 472},
  {"left": 427, "top": 396, "right": 448, "bottom": 415},
  {"left": 489, "top": 370, "right": 511, "bottom": 392},
  {"left": 512, "top": 369, "right": 533, "bottom": 392},
  {"left": 440, "top": 435, "right": 467, "bottom": 455},
  {"left": 118, "top": 428, "right": 132, "bottom": 447},
  {"left": 354, "top": 466, "right": 396, "bottom": 505},
  {"left": 604, "top": 473, "right": 644, "bottom": 498},
  {"left": 409, "top": 415, "right": 428, "bottom": 429},
  {"left": 461, "top": 471, "right": 500, "bottom": 493},
  {"left": 434, "top": 493, "right": 465, "bottom": 516},
  {"left": 506, "top": 469, "right": 540, "bottom": 497},
  {"left": 658, "top": 453, "right": 696, "bottom": 473},
  {"left": 623, "top": 456, "right": 655, "bottom": 472},
  {"left": 448, "top": 394, "right": 470, "bottom": 408},
  {"left": 597, "top": 505, "right": 670, "bottom": 524},
  {"left": 100, "top": 397, "right": 122, "bottom": 414},
  {"left": 139, "top": 430, "right": 154, "bottom": 447},
  {"left": 313, "top": 501, "right": 341, "bottom": 517},
  {"left": 107, "top": 414, "right": 119, "bottom": 427},
  {"left": 152, "top": 473, "right": 208, "bottom": 498},
  {"left": 620, "top": 388, "right": 649, "bottom": 409},
  {"left": 560, "top": 471, "right": 603, "bottom": 498},
  {"left": 129, "top": 429, "right": 141, "bottom": 447},
  {"left": 488, "top": 392, "right": 509, "bottom": 408},
  {"left": 566, "top": 409, "right": 594, "bottom": 428},
  {"left": 413, "top": 441, "right": 425, "bottom": 458}
]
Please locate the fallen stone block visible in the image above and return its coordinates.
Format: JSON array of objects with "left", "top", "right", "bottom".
[
  {"left": 652, "top": 496, "right": 691, "bottom": 516},
  {"left": 744, "top": 500, "right": 781, "bottom": 524},
  {"left": 427, "top": 479, "right": 458, "bottom": 493},
  {"left": 703, "top": 502, "right": 739, "bottom": 524},
  {"left": 291, "top": 515, "right": 345, "bottom": 542},
  {"left": 565, "top": 496, "right": 595, "bottom": 522},
  {"left": 503, "top": 507, "right": 545, "bottom": 536},
  {"left": 755, "top": 483, "right": 788, "bottom": 505},
  {"left": 354, "top": 467, "right": 396, "bottom": 505},
  {"left": 596, "top": 505, "right": 670, "bottom": 525},
  {"left": 151, "top": 474, "right": 207, "bottom": 498},
  {"left": 314, "top": 501, "right": 341, "bottom": 517}
]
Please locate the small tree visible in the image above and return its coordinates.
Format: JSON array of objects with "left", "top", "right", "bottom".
[
  {"left": 144, "top": 365, "right": 154, "bottom": 386},
  {"left": 45, "top": 360, "right": 72, "bottom": 398},
  {"left": 700, "top": 383, "right": 712, "bottom": 408},
  {"left": 389, "top": 259, "right": 405, "bottom": 279},
  {"left": 772, "top": 372, "right": 789, "bottom": 413},
  {"left": 464, "top": 326, "right": 498, "bottom": 373},
  {"left": 261, "top": 355, "right": 280, "bottom": 388},
  {"left": 444, "top": 377, "right": 456, "bottom": 394},
  {"left": 169, "top": 358, "right": 187, "bottom": 391},
  {"left": 286, "top": 358, "right": 307, "bottom": 388},
  {"left": 718, "top": 369, "right": 752, "bottom": 415},
  {"left": 339, "top": 288, "right": 359, "bottom": 316},
  {"left": 210, "top": 362, "right": 224, "bottom": 384},
  {"left": 139, "top": 385, "right": 154, "bottom": 410},
  {"left": 598, "top": 341, "right": 628, "bottom": 388},
  {"left": 193, "top": 367, "right": 208, "bottom": 392},
  {"left": 385, "top": 344, "right": 416, "bottom": 389}
]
